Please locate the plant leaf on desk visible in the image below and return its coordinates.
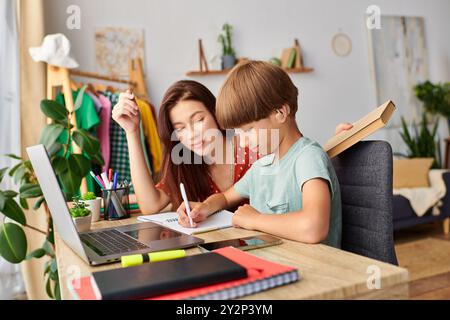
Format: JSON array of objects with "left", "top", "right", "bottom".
[
  {"left": 0, "top": 223, "right": 27, "bottom": 264},
  {"left": 0, "top": 168, "right": 8, "bottom": 183},
  {"left": 20, "top": 183, "right": 42, "bottom": 199}
]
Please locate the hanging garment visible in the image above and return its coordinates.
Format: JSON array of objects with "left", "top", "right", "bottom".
[
  {"left": 56, "top": 89, "right": 100, "bottom": 192},
  {"left": 102, "top": 90, "right": 134, "bottom": 193},
  {"left": 136, "top": 99, "right": 163, "bottom": 174},
  {"left": 97, "top": 94, "right": 112, "bottom": 172},
  {"left": 87, "top": 91, "right": 103, "bottom": 114}
]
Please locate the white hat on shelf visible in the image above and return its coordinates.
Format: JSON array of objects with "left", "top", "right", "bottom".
[{"left": 29, "top": 33, "right": 79, "bottom": 69}]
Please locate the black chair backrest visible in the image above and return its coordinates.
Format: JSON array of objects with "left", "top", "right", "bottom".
[{"left": 332, "top": 141, "right": 398, "bottom": 265}]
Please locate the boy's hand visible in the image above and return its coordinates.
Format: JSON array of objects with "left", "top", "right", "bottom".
[
  {"left": 176, "top": 201, "right": 212, "bottom": 228},
  {"left": 232, "top": 204, "right": 261, "bottom": 230},
  {"left": 335, "top": 123, "right": 353, "bottom": 135}
]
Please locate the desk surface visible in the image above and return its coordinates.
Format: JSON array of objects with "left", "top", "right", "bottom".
[{"left": 55, "top": 215, "right": 409, "bottom": 300}]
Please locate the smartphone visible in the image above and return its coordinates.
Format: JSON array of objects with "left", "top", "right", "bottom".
[{"left": 198, "top": 235, "right": 283, "bottom": 252}]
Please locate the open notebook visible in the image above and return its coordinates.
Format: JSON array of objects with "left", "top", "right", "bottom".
[{"left": 137, "top": 210, "right": 234, "bottom": 235}]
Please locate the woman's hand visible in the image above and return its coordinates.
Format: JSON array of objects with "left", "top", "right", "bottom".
[
  {"left": 335, "top": 123, "right": 353, "bottom": 135},
  {"left": 176, "top": 201, "right": 213, "bottom": 228},
  {"left": 112, "top": 89, "right": 141, "bottom": 134}
]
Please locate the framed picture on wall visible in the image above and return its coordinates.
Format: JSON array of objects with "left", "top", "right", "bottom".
[{"left": 368, "top": 16, "right": 429, "bottom": 127}]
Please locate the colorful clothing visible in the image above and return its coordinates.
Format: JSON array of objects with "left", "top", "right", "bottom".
[
  {"left": 97, "top": 94, "right": 111, "bottom": 172},
  {"left": 136, "top": 98, "right": 163, "bottom": 174}
]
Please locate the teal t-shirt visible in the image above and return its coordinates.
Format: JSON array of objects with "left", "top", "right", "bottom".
[{"left": 234, "top": 136, "right": 342, "bottom": 248}]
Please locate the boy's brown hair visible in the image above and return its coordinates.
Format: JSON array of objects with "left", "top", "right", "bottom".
[{"left": 216, "top": 60, "right": 299, "bottom": 129}]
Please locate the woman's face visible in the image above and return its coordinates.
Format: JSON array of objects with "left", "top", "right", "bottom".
[{"left": 169, "top": 100, "right": 221, "bottom": 157}]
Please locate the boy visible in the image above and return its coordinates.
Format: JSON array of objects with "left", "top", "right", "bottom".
[{"left": 177, "top": 61, "right": 342, "bottom": 247}]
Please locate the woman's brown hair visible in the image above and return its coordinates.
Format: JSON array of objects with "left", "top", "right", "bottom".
[{"left": 157, "top": 80, "right": 225, "bottom": 208}]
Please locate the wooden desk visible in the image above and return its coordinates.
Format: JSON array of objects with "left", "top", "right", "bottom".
[{"left": 55, "top": 215, "right": 409, "bottom": 300}]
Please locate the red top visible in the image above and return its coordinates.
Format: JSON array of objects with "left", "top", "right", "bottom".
[{"left": 156, "top": 137, "right": 259, "bottom": 198}]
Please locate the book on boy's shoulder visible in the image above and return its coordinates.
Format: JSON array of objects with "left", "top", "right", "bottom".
[
  {"left": 324, "top": 100, "right": 396, "bottom": 158},
  {"left": 70, "top": 246, "right": 300, "bottom": 300}
]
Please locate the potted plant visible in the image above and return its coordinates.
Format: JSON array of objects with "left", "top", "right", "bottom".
[
  {"left": 414, "top": 81, "right": 450, "bottom": 131},
  {"left": 394, "top": 113, "right": 441, "bottom": 188},
  {"left": 69, "top": 197, "right": 92, "bottom": 232},
  {"left": 0, "top": 98, "right": 104, "bottom": 299},
  {"left": 81, "top": 191, "right": 101, "bottom": 222},
  {"left": 218, "top": 23, "right": 236, "bottom": 70}
]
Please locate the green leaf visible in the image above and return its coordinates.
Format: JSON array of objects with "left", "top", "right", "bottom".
[
  {"left": 3, "top": 190, "right": 18, "bottom": 198},
  {"left": 50, "top": 258, "right": 58, "bottom": 273},
  {"left": 26, "top": 248, "right": 46, "bottom": 260},
  {"left": 39, "top": 124, "right": 66, "bottom": 150},
  {"left": 13, "top": 165, "right": 26, "bottom": 185},
  {"left": 5, "top": 154, "right": 22, "bottom": 160},
  {"left": 8, "top": 163, "right": 22, "bottom": 178},
  {"left": 45, "top": 275, "right": 54, "bottom": 299},
  {"left": 68, "top": 154, "right": 91, "bottom": 177},
  {"left": 74, "top": 85, "right": 88, "bottom": 112},
  {"left": 54, "top": 280, "right": 61, "bottom": 300},
  {"left": 20, "top": 197, "right": 29, "bottom": 210},
  {"left": 40, "top": 100, "right": 67, "bottom": 122},
  {"left": 72, "top": 129, "right": 100, "bottom": 156},
  {"left": 1, "top": 198, "right": 26, "bottom": 225},
  {"left": 20, "top": 183, "right": 43, "bottom": 199},
  {"left": 43, "top": 239, "right": 55, "bottom": 256},
  {"left": 90, "top": 152, "right": 105, "bottom": 167},
  {"left": 33, "top": 196, "right": 46, "bottom": 210},
  {"left": 0, "top": 223, "right": 27, "bottom": 263},
  {"left": 52, "top": 156, "right": 68, "bottom": 175},
  {"left": 47, "top": 143, "right": 63, "bottom": 158},
  {"left": 0, "top": 192, "right": 5, "bottom": 211},
  {"left": 59, "top": 169, "right": 81, "bottom": 197},
  {"left": 0, "top": 168, "right": 7, "bottom": 183}
]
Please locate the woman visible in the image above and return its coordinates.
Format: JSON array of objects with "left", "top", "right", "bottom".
[{"left": 112, "top": 80, "right": 352, "bottom": 214}]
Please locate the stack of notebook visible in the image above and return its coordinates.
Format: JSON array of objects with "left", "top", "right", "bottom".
[{"left": 71, "top": 246, "right": 299, "bottom": 300}]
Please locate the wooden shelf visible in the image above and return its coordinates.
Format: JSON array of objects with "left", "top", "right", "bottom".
[{"left": 186, "top": 67, "right": 314, "bottom": 77}]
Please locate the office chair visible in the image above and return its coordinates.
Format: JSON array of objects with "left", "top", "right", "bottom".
[{"left": 332, "top": 141, "right": 399, "bottom": 265}]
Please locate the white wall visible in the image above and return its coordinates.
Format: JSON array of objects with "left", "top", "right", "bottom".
[{"left": 43, "top": 0, "right": 450, "bottom": 155}]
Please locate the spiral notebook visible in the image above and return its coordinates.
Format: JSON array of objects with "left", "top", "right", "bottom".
[
  {"left": 137, "top": 210, "right": 233, "bottom": 235},
  {"left": 71, "top": 247, "right": 300, "bottom": 300}
]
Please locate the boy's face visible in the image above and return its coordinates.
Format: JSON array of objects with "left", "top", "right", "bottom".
[{"left": 235, "top": 113, "right": 281, "bottom": 157}]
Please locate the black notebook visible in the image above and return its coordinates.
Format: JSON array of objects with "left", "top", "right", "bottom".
[{"left": 91, "top": 252, "right": 248, "bottom": 300}]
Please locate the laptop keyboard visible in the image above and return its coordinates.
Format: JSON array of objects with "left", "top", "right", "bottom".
[{"left": 80, "top": 229, "right": 148, "bottom": 256}]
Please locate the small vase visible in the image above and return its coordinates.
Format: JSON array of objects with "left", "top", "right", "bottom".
[
  {"left": 72, "top": 215, "right": 92, "bottom": 233},
  {"left": 82, "top": 198, "right": 102, "bottom": 222},
  {"left": 222, "top": 54, "right": 236, "bottom": 70}
]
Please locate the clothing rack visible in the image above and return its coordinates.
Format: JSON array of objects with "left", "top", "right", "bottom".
[{"left": 45, "top": 58, "right": 150, "bottom": 194}]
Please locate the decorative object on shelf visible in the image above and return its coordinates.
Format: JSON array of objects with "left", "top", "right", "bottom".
[
  {"left": 185, "top": 38, "right": 313, "bottom": 76},
  {"left": 368, "top": 16, "right": 429, "bottom": 127},
  {"left": 69, "top": 197, "right": 92, "bottom": 232},
  {"left": 269, "top": 57, "right": 281, "bottom": 67},
  {"left": 198, "top": 39, "right": 209, "bottom": 72},
  {"left": 280, "top": 39, "right": 307, "bottom": 70},
  {"left": 218, "top": 23, "right": 236, "bottom": 70},
  {"left": 331, "top": 32, "right": 352, "bottom": 57}
]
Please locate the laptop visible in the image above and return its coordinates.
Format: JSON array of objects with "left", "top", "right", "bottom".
[{"left": 27, "top": 145, "right": 204, "bottom": 266}]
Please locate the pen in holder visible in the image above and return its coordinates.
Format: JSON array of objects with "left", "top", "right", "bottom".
[{"left": 102, "top": 186, "right": 130, "bottom": 220}]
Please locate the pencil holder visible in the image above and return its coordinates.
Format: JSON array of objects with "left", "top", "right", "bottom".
[{"left": 102, "top": 187, "right": 130, "bottom": 221}]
